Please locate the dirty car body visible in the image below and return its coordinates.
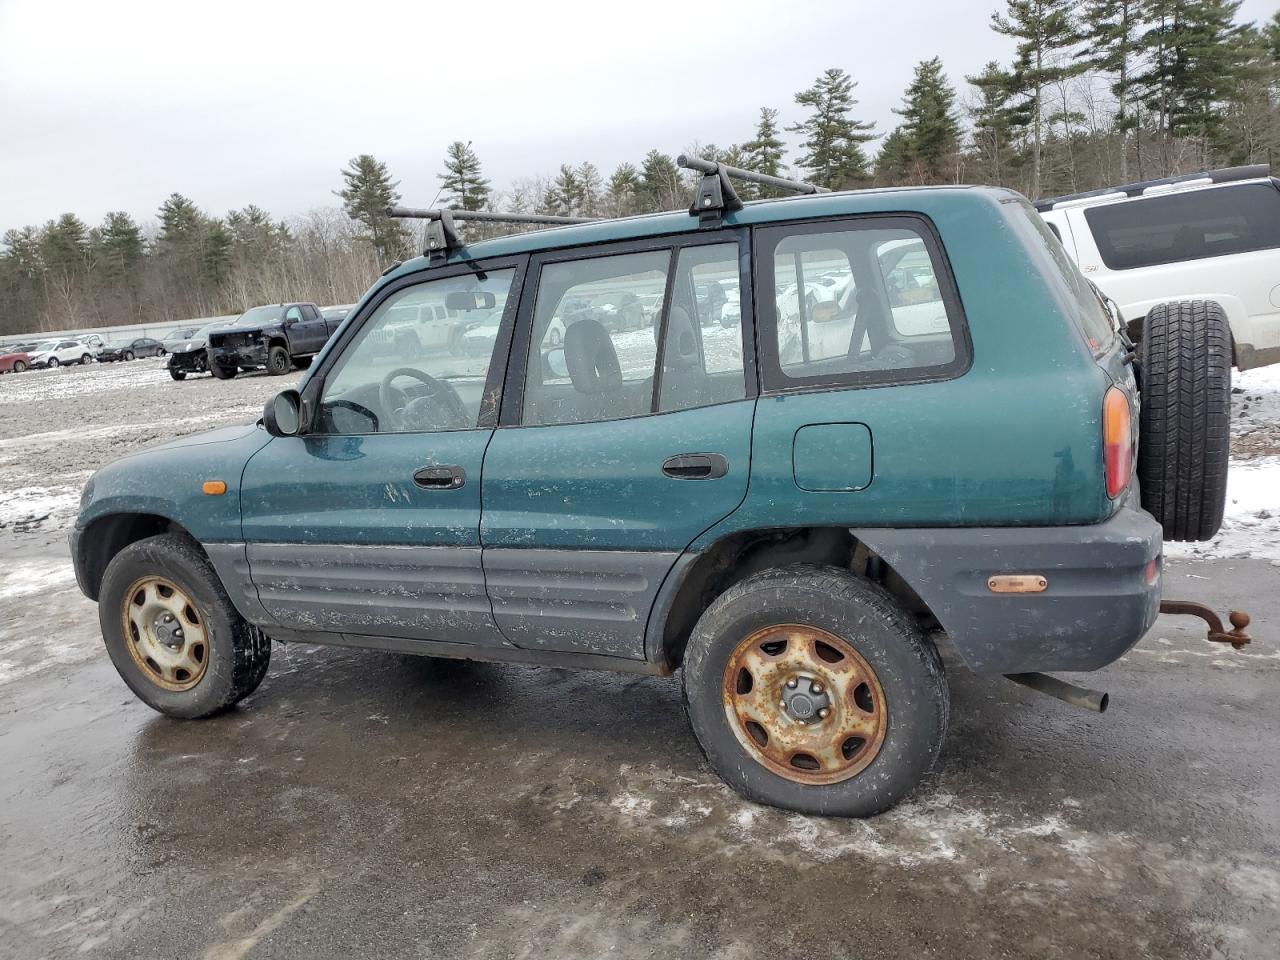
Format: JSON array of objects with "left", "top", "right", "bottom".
[{"left": 71, "top": 175, "right": 1242, "bottom": 816}]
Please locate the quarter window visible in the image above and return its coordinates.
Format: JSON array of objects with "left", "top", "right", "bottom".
[
  {"left": 759, "top": 218, "right": 966, "bottom": 390},
  {"left": 315, "top": 269, "right": 515, "bottom": 435}
]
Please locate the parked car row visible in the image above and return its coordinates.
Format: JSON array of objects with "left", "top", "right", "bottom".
[{"left": 0, "top": 332, "right": 175, "bottom": 373}]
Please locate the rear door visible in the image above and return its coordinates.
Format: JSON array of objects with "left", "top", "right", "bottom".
[
  {"left": 240, "top": 260, "right": 525, "bottom": 646},
  {"left": 285, "top": 304, "right": 329, "bottom": 355},
  {"left": 480, "top": 232, "right": 756, "bottom": 660}
]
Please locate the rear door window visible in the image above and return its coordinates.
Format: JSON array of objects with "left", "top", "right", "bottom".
[{"left": 1084, "top": 182, "right": 1280, "bottom": 270}]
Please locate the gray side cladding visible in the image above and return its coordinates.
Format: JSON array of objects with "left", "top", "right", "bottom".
[
  {"left": 243, "top": 542, "right": 505, "bottom": 645},
  {"left": 483, "top": 548, "right": 678, "bottom": 658},
  {"left": 853, "top": 499, "right": 1163, "bottom": 675}
]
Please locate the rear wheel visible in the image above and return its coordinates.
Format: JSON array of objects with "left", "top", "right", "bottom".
[
  {"left": 682, "top": 564, "right": 948, "bottom": 817},
  {"left": 266, "top": 345, "right": 290, "bottom": 375},
  {"left": 99, "top": 533, "right": 271, "bottom": 718},
  {"left": 1138, "top": 300, "right": 1231, "bottom": 542}
]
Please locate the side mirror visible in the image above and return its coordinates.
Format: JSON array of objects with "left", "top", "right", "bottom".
[
  {"left": 544, "top": 347, "right": 569, "bottom": 380},
  {"left": 263, "top": 389, "right": 302, "bottom": 437},
  {"left": 446, "top": 290, "right": 497, "bottom": 312}
]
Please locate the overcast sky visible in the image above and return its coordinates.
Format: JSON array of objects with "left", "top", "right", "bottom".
[{"left": 3, "top": 0, "right": 1277, "bottom": 233}]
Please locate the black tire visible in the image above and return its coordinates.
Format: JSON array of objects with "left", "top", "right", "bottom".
[
  {"left": 12, "top": 360, "right": 25, "bottom": 373},
  {"left": 98, "top": 533, "right": 271, "bottom": 719},
  {"left": 266, "top": 345, "right": 290, "bottom": 375},
  {"left": 48, "top": 356, "right": 59, "bottom": 368},
  {"left": 1137, "top": 300, "right": 1231, "bottom": 542},
  {"left": 682, "top": 564, "right": 948, "bottom": 817},
  {"left": 124, "top": 351, "right": 134, "bottom": 361},
  {"left": 169, "top": 367, "right": 186, "bottom": 381},
  {"left": 80, "top": 354, "right": 91, "bottom": 365},
  {"left": 211, "top": 362, "right": 237, "bottom": 380},
  {"left": 291, "top": 355, "right": 312, "bottom": 370}
]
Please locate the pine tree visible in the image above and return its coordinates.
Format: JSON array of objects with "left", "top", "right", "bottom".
[
  {"left": 966, "top": 61, "right": 1025, "bottom": 185},
  {"left": 991, "top": 0, "right": 1081, "bottom": 198},
  {"left": 891, "top": 57, "right": 962, "bottom": 183},
  {"left": 789, "top": 68, "right": 878, "bottom": 188},
  {"left": 1079, "top": 0, "right": 1145, "bottom": 180},
  {"left": 438, "top": 141, "right": 492, "bottom": 212},
  {"left": 156, "top": 194, "right": 203, "bottom": 250},
  {"left": 605, "top": 163, "right": 640, "bottom": 216},
  {"left": 637, "top": 150, "right": 684, "bottom": 212},
  {"left": 744, "top": 107, "right": 789, "bottom": 197},
  {"left": 336, "top": 155, "right": 408, "bottom": 263},
  {"left": 543, "top": 164, "right": 583, "bottom": 217},
  {"left": 874, "top": 128, "right": 915, "bottom": 184}
]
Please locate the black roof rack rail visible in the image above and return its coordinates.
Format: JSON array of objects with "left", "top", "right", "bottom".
[
  {"left": 1033, "top": 164, "right": 1271, "bottom": 211},
  {"left": 678, "top": 154, "right": 828, "bottom": 226},
  {"left": 386, "top": 206, "right": 600, "bottom": 258}
]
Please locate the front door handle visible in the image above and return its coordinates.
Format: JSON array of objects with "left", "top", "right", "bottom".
[
  {"left": 662, "top": 453, "right": 728, "bottom": 480},
  {"left": 413, "top": 465, "right": 466, "bottom": 490}
]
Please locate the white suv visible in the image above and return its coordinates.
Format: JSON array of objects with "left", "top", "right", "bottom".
[
  {"left": 1037, "top": 165, "right": 1280, "bottom": 370},
  {"left": 29, "top": 339, "right": 94, "bottom": 368}
]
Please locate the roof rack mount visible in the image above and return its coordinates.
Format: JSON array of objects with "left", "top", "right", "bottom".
[
  {"left": 677, "top": 154, "right": 828, "bottom": 226},
  {"left": 385, "top": 205, "right": 600, "bottom": 258}
]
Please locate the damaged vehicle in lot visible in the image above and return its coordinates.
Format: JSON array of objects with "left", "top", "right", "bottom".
[
  {"left": 167, "top": 322, "right": 227, "bottom": 380},
  {"left": 71, "top": 159, "right": 1252, "bottom": 817},
  {"left": 205, "top": 302, "right": 341, "bottom": 379}
]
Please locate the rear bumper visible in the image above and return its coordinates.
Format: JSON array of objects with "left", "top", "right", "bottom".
[{"left": 853, "top": 498, "right": 1163, "bottom": 674}]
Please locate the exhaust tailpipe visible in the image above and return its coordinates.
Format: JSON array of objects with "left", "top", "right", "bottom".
[{"left": 1005, "top": 672, "right": 1109, "bottom": 713}]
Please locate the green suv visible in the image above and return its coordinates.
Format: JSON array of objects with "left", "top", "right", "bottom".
[{"left": 71, "top": 160, "right": 1238, "bottom": 817}]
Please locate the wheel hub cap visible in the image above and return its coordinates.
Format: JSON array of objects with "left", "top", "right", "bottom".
[
  {"left": 120, "top": 576, "right": 208, "bottom": 691},
  {"left": 721, "top": 623, "right": 888, "bottom": 785}
]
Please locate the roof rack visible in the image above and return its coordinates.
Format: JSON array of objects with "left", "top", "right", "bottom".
[
  {"left": 1033, "top": 164, "right": 1271, "bottom": 211},
  {"left": 386, "top": 206, "right": 600, "bottom": 258},
  {"left": 384, "top": 154, "right": 831, "bottom": 256},
  {"left": 677, "top": 154, "right": 828, "bottom": 226}
]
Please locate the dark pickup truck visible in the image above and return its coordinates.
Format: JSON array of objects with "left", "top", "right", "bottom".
[{"left": 206, "top": 303, "right": 342, "bottom": 379}]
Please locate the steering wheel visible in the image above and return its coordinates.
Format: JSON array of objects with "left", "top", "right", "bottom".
[{"left": 378, "top": 367, "right": 470, "bottom": 432}]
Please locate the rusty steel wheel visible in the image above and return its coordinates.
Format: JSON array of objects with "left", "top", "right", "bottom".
[
  {"left": 120, "top": 575, "right": 209, "bottom": 691},
  {"left": 722, "top": 623, "right": 887, "bottom": 785}
]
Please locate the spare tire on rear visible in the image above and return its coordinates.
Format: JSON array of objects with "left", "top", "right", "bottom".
[{"left": 1137, "top": 300, "right": 1231, "bottom": 542}]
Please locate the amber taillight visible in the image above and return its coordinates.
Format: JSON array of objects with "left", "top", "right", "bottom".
[{"left": 1103, "top": 386, "right": 1133, "bottom": 499}]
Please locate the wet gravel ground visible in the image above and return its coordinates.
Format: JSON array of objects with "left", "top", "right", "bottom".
[{"left": 1, "top": 359, "right": 1278, "bottom": 959}]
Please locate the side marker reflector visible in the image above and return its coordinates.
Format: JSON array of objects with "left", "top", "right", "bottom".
[
  {"left": 988, "top": 574, "right": 1048, "bottom": 594},
  {"left": 202, "top": 480, "right": 227, "bottom": 496}
]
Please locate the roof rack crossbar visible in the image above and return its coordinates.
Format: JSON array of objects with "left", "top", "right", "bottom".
[
  {"left": 385, "top": 205, "right": 600, "bottom": 258},
  {"left": 678, "top": 155, "right": 829, "bottom": 197}
]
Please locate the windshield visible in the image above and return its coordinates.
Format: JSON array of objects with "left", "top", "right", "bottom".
[
  {"left": 35, "top": 340, "right": 58, "bottom": 351},
  {"left": 234, "top": 306, "right": 283, "bottom": 327}
]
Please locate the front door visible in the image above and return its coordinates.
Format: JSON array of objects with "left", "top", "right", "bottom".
[
  {"left": 240, "top": 262, "right": 523, "bottom": 646},
  {"left": 284, "top": 304, "right": 328, "bottom": 355},
  {"left": 481, "top": 235, "right": 756, "bottom": 659}
]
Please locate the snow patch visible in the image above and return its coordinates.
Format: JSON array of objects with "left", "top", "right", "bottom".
[
  {"left": 1165, "top": 456, "right": 1280, "bottom": 561},
  {"left": 0, "top": 560, "right": 75, "bottom": 599},
  {"left": 0, "top": 485, "right": 79, "bottom": 529}
]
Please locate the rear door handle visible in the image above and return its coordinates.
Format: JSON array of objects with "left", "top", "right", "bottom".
[
  {"left": 413, "top": 465, "right": 466, "bottom": 490},
  {"left": 662, "top": 453, "right": 728, "bottom": 480}
]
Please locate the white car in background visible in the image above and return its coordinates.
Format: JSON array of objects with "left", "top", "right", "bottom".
[
  {"left": 28, "top": 338, "right": 94, "bottom": 368},
  {"left": 1037, "top": 165, "right": 1280, "bottom": 369}
]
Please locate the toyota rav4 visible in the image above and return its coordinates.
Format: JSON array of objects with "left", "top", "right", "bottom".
[{"left": 70, "top": 159, "right": 1248, "bottom": 817}]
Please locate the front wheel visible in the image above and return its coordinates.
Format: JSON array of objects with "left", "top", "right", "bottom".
[
  {"left": 48, "top": 356, "right": 60, "bottom": 368},
  {"left": 12, "top": 360, "right": 26, "bottom": 373},
  {"left": 266, "top": 345, "right": 290, "bottom": 375},
  {"left": 169, "top": 367, "right": 186, "bottom": 381},
  {"left": 682, "top": 564, "right": 948, "bottom": 817},
  {"left": 80, "top": 354, "right": 92, "bottom": 365},
  {"left": 98, "top": 533, "right": 271, "bottom": 718},
  {"left": 124, "top": 351, "right": 135, "bottom": 361},
  {"left": 210, "top": 362, "right": 236, "bottom": 380}
]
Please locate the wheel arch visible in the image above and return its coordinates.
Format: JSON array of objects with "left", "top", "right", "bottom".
[
  {"left": 646, "top": 525, "right": 937, "bottom": 671},
  {"left": 76, "top": 512, "right": 206, "bottom": 601}
]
